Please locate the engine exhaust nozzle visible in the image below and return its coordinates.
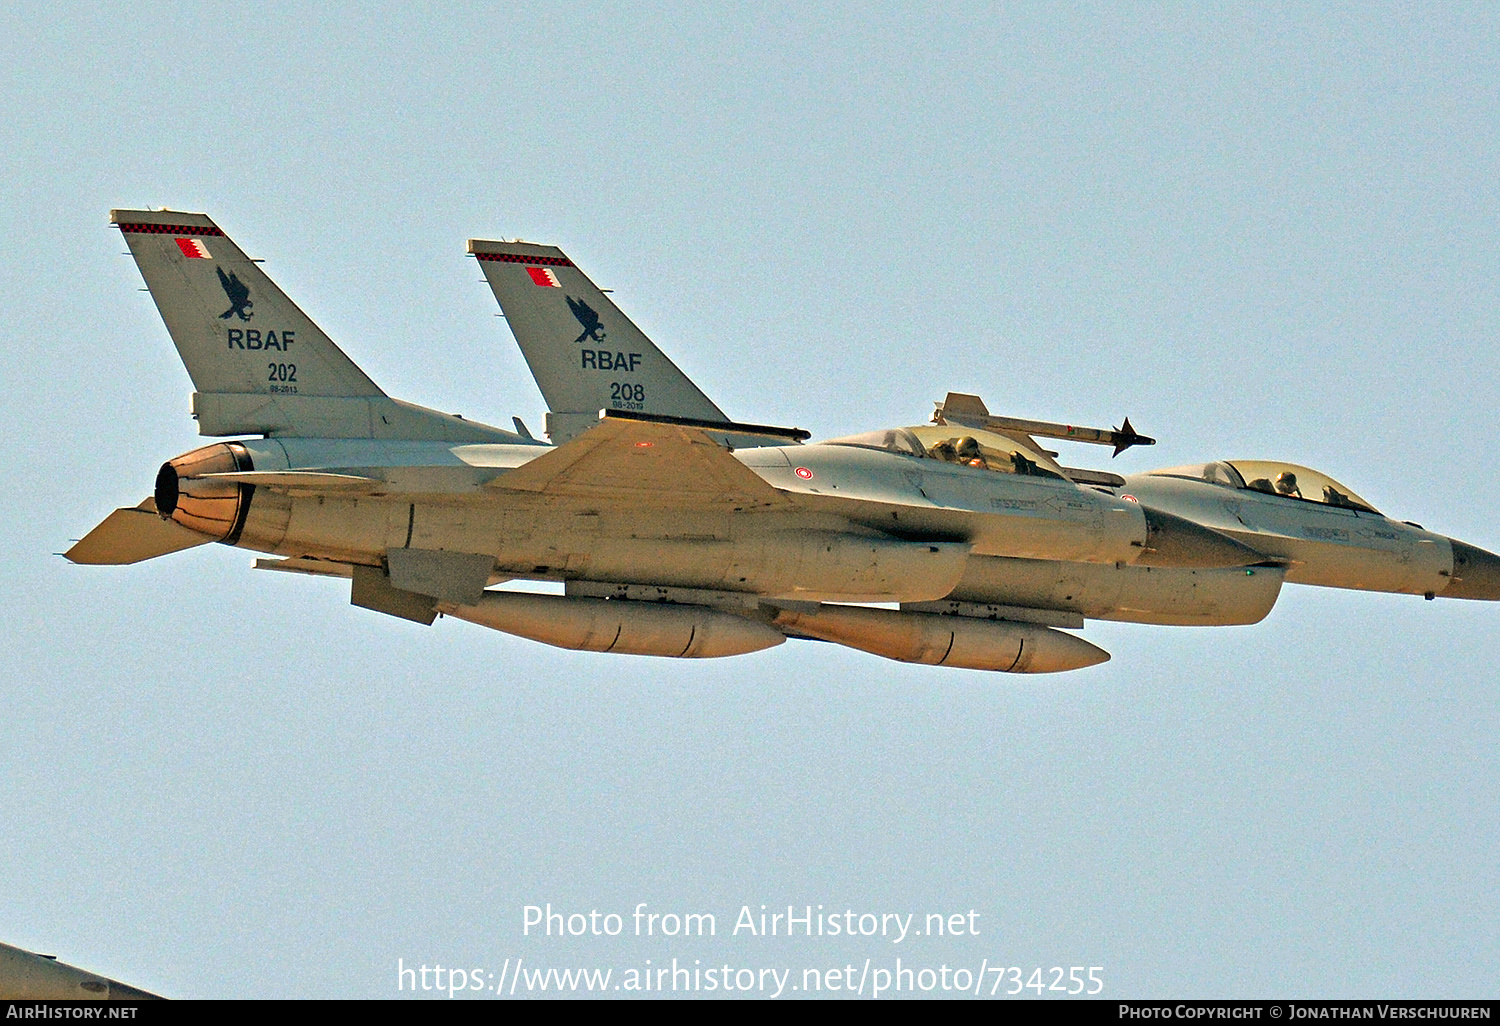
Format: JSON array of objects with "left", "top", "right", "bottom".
[{"left": 154, "top": 442, "right": 255, "bottom": 543}]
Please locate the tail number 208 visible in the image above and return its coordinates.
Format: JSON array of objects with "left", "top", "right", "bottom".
[{"left": 610, "top": 382, "right": 644, "bottom": 406}]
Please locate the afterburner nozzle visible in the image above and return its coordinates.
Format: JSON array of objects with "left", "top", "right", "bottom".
[
  {"left": 1444, "top": 540, "right": 1500, "bottom": 601},
  {"left": 1135, "top": 505, "right": 1267, "bottom": 569},
  {"left": 154, "top": 442, "right": 255, "bottom": 543}
]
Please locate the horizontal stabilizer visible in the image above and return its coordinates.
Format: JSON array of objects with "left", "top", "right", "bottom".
[
  {"left": 66, "top": 502, "right": 210, "bottom": 564},
  {"left": 492, "top": 416, "right": 788, "bottom": 509}
]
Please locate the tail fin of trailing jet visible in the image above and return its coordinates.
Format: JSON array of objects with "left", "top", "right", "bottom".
[
  {"left": 469, "top": 239, "right": 736, "bottom": 443},
  {"left": 114, "top": 209, "right": 517, "bottom": 443}
]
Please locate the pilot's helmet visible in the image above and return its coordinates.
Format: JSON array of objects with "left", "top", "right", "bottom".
[
  {"left": 1274, "top": 471, "right": 1299, "bottom": 494},
  {"left": 956, "top": 437, "right": 982, "bottom": 459}
]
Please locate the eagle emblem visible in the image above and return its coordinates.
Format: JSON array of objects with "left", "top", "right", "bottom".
[
  {"left": 217, "top": 267, "right": 253, "bottom": 322},
  {"left": 567, "top": 296, "right": 605, "bottom": 343}
]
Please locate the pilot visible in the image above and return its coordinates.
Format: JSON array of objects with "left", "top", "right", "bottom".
[
  {"left": 1273, "top": 471, "right": 1302, "bottom": 498},
  {"left": 928, "top": 439, "right": 959, "bottom": 463},
  {"left": 1322, "top": 484, "right": 1367, "bottom": 511},
  {"left": 955, "top": 436, "right": 986, "bottom": 468},
  {"left": 1010, "top": 451, "right": 1040, "bottom": 476}
]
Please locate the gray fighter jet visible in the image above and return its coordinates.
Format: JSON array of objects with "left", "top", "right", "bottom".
[
  {"left": 59, "top": 212, "right": 1444, "bottom": 675},
  {"left": 0, "top": 940, "right": 161, "bottom": 1000},
  {"left": 472, "top": 235, "right": 1500, "bottom": 620},
  {"left": 920, "top": 394, "right": 1500, "bottom": 604}
]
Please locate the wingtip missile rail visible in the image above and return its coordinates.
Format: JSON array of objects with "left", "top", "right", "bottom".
[{"left": 934, "top": 392, "right": 1156, "bottom": 458}]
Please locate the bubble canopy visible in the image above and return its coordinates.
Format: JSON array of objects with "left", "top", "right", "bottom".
[
  {"left": 824, "top": 426, "right": 1067, "bottom": 481},
  {"left": 1145, "top": 461, "right": 1381, "bottom": 514}
]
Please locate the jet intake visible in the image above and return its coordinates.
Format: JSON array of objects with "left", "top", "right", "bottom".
[
  {"left": 770, "top": 604, "right": 1109, "bottom": 673},
  {"left": 441, "top": 592, "right": 786, "bottom": 658}
]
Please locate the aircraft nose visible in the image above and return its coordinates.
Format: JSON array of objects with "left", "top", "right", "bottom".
[
  {"left": 1444, "top": 540, "right": 1500, "bottom": 600},
  {"left": 1135, "top": 505, "right": 1268, "bottom": 569}
]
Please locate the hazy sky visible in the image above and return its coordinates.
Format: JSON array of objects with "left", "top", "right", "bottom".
[{"left": 2, "top": 3, "right": 1496, "bottom": 999}]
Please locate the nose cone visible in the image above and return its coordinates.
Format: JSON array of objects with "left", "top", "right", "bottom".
[
  {"left": 1444, "top": 540, "right": 1500, "bottom": 601},
  {"left": 1136, "top": 505, "right": 1268, "bottom": 568},
  {"left": 1012, "top": 628, "right": 1111, "bottom": 674}
]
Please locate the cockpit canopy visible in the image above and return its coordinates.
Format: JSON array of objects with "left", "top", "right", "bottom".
[
  {"left": 825, "top": 425, "right": 1067, "bottom": 481},
  {"left": 1146, "top": 461, "right": 1381, "bottom": 514}
]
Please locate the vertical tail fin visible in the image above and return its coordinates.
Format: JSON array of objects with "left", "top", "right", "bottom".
[
  {"left": 469, "top": 239, "right": 728, "bottom": 442},
  {"left": 114, "top": 210, "right": 517, "bottom": 443},
  {"left": 113, "top": 209, "right": 383, "bottom": 399}
]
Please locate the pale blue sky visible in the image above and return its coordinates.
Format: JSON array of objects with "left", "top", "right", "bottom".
[{"left": 1, "top": 3, "right": 1496, "bottom": 998}]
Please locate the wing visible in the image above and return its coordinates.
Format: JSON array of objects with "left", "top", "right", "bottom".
[{"left": 490, "top": 416, "right": 789, "bottom": 509}]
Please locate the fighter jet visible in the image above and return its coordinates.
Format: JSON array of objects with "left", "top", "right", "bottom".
[
  {"left": 61, "top": 211, "right": 1405, "bottom": 674},
  {"left": 921, "top": 394, "right": 1500, "bottom": 604},
  {"left": 0, "top": 940, "right": 161, "bottom": 1000},
  {"left": 472, "top": 234, "right": 1500, "bottom": 621}
]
